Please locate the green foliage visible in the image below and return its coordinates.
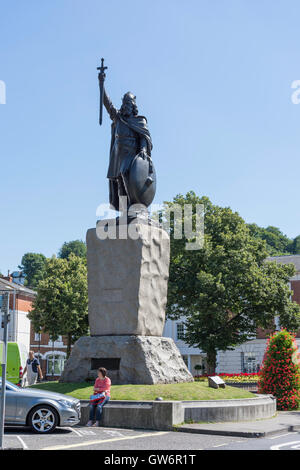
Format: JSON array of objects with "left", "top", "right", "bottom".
[
  {"left": 58, "top": 240, "right": 87, "bottom": 260},
  {"left": 163, "top": 192, "right": 300, "bottom": 373},
  {"left": 247, "top": 224, "right": 300, "bottom": 256},
  {"left": 28, "top": 254, "right": 88, "bottom": 356},
  {"left": 258, "top": 330, "right": 300, "bottom": 410},
  {"left": 291, "top": 235, "right": 300, "bottom": 255},
  {"left": 30, "top": 381, "right": 254, "bottom": 401},
  {"left": 18, "top": 253, "right": 47, "bottom": 288}
]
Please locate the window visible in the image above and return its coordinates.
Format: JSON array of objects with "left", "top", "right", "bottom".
[
  {"left": 48, "top": 336, "right": 63, "bottom": 346},
  {"left": 176, "top": 323, "right": 185, "bottom": 341},
  {"left": 50, "top": 336, "right": 62, "bottom": 342},
  {"left": 46, "top": 355, "right": 66, "bottom": 376},
  {"left": 34, "top": 333, "right": 41, "bottom": 342},
  {"left": 241, "top": 352, "right": 259, "bottom": 373}
]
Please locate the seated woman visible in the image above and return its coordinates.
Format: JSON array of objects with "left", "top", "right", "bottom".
[{"left": 87, "top": 367, "right": 111, "bottom": 427}]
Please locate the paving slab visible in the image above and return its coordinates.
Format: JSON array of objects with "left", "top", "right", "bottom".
[{"left": 177, "top": 410, "right": 300, "bottom": 438}]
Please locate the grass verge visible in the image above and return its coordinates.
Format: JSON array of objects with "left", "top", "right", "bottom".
[{"left": 30, "top": 380, "right": 254, "bottom": 401}]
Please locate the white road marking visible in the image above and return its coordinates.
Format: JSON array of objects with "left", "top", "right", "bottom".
[
  {"left": 270, "top": 440, "right": 300, "bottom": 450},
  {"left": 66, "top": 427, "right": 96, "bottom": 436},
  {"left": 16, "top": 435, "right": 28, "bottom": 450},
  {"left": 41, "top": 431, "right": 169, "bottom": 450},
  {"left": 102, "top": 429, "right": 125, "bottom": 437},
  {"left": 80, "top": 430, "right": 96, "bottom": 435},
  {"left": 66, "top": 427, "right": 82, "bottom": 436},
  {"left": 212, "top": 443, "right": 228, "bottom": 448},
  {"left": 269, "top": 433, "right": 297, "bottom": 440},
  {"left": 291, "top": 443, "right": 300, "bottom": 450}
]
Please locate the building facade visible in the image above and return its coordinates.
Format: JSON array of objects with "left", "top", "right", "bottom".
[
  {"left": 0, "top": 276, "right": 36, "bottom": 351},
  {"left": 163, "top": 318, "right": 207, "bottom": 375},
  {"left": 29, "top": 329, "right": 69, "bottom": 380},
  {"left": 0, "top": 274, "right": 69, "bottom": 380}
]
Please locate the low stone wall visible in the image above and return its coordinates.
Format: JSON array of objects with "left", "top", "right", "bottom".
[
  {"left": 79, "top": 395, "right": 276, "bottom": 430},
  {"left": 224, "top": 382, "right": 258, "bottom": 392},
  {"left": 183, "top": 395, "right": 276, "bottom": 423},
  {"left": 80, "top": 400, "right": 184, "bottom": 430}
]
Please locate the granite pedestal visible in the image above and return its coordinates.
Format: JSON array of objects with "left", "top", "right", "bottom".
[
  {"left": 61, "top": 221, "right": 193, "bottom": 384},
  {"left": 60, "top": 335, "right": 193, "bottom": 384}
]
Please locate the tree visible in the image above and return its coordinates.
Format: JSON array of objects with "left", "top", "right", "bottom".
[
  {"left": 247, "top": 224, "right": 293, "bottom": 256},
  {"left": 19, "top": 253, "right": 47, "bottom": 288},
  {"left": 162, "top": 192, "right": 300, "bottom": 374},
  {"left": 28, "top": 254, "right": 88, "bottom": 357},
  {"left": 58, "top": 240, "right": 87, "bottom": 260},
  {"left": 258, "top": 330, "right": 300, "bottom": 410},
  {"left": 291, "top": 235, "right": 300, "bottom": 255}
]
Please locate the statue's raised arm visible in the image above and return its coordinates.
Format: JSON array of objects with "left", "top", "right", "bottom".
[{"left": 103, "top": 87, "right": 118, "bottom": 122}]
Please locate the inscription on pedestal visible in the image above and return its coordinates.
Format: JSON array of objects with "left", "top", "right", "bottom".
[
  {"left": 102, "top": 289, "right": 123, "bottom": 303},
  {"left": 91, "top": 358, "right": 121, "bottom": 370}
]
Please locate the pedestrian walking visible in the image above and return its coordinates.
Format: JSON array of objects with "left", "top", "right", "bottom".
[{"left": 23, "top": 351, "right": 43, "bottom": 386}]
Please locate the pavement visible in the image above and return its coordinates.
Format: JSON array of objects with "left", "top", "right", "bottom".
[{"left": 177, "top": 410, "right": 300, "bottom": 438}]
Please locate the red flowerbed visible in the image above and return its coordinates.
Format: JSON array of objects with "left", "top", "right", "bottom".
[
  {"left": 194, "top": 373, "right": 258, "bottom": 378},
  {"left": 194, "top": 372, "right": 259, "bottom": 382}
]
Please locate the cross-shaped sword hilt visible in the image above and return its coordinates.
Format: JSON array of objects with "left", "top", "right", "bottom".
[{"left": 97, "top": 58, "right": 107, "bottom": 80}]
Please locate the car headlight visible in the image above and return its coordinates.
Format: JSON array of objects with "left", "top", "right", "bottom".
[{"left": 58, "top": 399, "right": 74, "bottom": 408}]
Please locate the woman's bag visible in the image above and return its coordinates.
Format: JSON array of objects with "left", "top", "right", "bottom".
[{"left": 90, "top": 391, "right": 106, "bottom": 405}]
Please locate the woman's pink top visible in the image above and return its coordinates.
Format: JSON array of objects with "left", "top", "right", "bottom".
[{"left": 94, "top": 377, "right": 111, "bottom": 397}]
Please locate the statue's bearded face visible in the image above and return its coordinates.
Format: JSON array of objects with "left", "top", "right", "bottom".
[
  {"left": 121, "top": 92, "right": 138, "bottom": 117},
  {"left": 121, "top": 98, "right": 134, "bottom": 117}
]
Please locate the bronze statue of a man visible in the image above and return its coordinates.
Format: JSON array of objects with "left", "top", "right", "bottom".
[{"left": 98, "top": 60, "right": 155, "bottom": 213}]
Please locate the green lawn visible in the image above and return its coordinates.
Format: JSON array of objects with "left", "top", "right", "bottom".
[{"left": 30, "top": 380, "right": 254, "bottom": 401}]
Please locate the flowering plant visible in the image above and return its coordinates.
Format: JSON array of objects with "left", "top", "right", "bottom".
[
  {"left": 194, "top": 373, "right": 259, "bottom": 383},
  {"left": 258, "top": 329, "right": 300, "bottom": 410}
]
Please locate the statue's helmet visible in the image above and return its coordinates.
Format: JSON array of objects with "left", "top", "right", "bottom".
[{"left": 122, "top": 92, "right": 136, "bottom": 104}]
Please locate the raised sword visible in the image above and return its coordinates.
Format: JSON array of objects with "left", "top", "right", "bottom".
[{"left": 97, "top": 57, "right": 107, "bottom": 126}]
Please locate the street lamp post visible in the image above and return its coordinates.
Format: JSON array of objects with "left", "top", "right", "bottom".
[{"left": 0, "top": 292, "right": 10, "bottom": 450}]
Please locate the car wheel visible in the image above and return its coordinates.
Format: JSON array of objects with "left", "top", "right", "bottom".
[{"left": 28, "top": 405, "right": 59, "bottom": 434}]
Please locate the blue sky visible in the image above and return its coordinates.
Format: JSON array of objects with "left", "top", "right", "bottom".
[{"left": 1, "top": 1, "right": 300, "bottom": 274}]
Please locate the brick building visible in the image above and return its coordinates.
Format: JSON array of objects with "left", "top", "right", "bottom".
[
  {"left": 0, "top": 275, "right": 36, "bottom": 350},
  {"left": 0, "top": 274, "right": 69, "bottom": 380}
]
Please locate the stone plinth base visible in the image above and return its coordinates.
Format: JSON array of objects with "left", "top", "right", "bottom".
[{"left": 60, "top": 335, "right": 194, "bottom": 385}]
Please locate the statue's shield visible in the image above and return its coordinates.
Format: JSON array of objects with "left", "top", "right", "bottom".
[{"left": 128, "top": 153, "right": 156, "bottom": 207}]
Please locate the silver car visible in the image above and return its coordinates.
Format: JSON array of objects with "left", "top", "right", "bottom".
[{"left": 1, "top": 379, "right": 81, "bottom": 433}]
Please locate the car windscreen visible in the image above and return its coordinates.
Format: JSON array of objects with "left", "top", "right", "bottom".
[{"left": 0, "top": 379, "right": 21, "bottom": 391}]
